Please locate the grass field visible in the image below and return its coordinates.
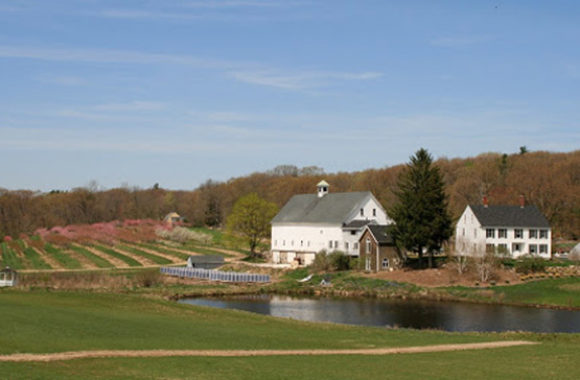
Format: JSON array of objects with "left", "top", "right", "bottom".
[
  {"left": 0, "top": 290, "right": 578, "bottom": 379},
  {"left": 443, "top": 277, "right": 580, "bottom": 308}
]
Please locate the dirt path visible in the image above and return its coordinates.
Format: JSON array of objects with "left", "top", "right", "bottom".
[
  {"left": 64, "top": 248, "right": 99, "bottom": 269},
  {"left": 78, "top": 245, "right": 128, "bottom": 268},
  {"left": 112, "top": 247, "right": 155, "bottom": 266},
  {"left": 0, "top": 341, "right": 536, "bottom": 362},
  {"left": 123, "top": 243, "right": 185, "bottom": 264},
  {"left": 31, "top": 247, "right": 63, "bottom": 270}
]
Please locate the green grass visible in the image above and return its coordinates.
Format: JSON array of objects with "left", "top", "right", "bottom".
[
  {"left": 44, "top": 243, "right": 82, "bottom": 269},
  {"left": 117, "top": 245, "right": 172, "bottom": 265},
  {"left": 136, "top": 243, "right": 190, "bottom": 261},
  {"left": 92, "top": 245, "right": 142, "bottom": 267},
  {"left": 443, "top": 277, "right": 580, "bottom": 308},
  {"left": 0, "top": 242, "right": 24, "bottom": 269},
  {"left": 69, "top": 245, "right": 115, "bottom": 268},
  {"left": 0, "top": 291, "right": 578, "bottom": 379},
  {"left": 22, "top": 247, "right": 51, "bottom": 269}
]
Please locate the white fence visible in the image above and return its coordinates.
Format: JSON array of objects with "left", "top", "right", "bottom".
[{"left": 160, "top": 266, "right": 270, "bottom": 283}]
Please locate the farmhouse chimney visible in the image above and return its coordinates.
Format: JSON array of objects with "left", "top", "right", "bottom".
[
  {"left": 317, "top": 180, "right": 329, "bottom": 198},
  {"left": 519, "top": 194, "right": 525, "bottom": 208},
  {"left": 483, "top": 196, "right": 488, "bottom": 208}
]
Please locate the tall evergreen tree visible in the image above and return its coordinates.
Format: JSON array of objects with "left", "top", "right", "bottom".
[{"left": 390, "top": 148, "right": 453, "bottom": 268}]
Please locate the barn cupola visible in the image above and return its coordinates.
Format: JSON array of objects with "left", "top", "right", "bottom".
[{"left": 317, "top": 180, "right": 329, "bottom": 198}]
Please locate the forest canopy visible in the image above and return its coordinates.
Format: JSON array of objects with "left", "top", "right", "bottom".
[{"left": 1, "top": 151, "right": 578, "bottom": 240}]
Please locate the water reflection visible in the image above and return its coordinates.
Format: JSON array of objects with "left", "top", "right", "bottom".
[{"left": 180, "top": 295, "right": 580, "bottom": 333}]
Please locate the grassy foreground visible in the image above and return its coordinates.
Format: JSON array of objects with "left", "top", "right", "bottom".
[{"left": 0, "top": 290, "right": 579, "bottom": 379}]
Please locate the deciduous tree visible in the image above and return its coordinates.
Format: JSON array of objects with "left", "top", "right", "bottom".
[{"left": 226, "top": 193, "right": 278, "bottom": 257}]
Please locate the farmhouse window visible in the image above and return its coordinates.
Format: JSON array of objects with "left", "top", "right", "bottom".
[
  {"left": 329, "top": 241, "right": 332, "bottom": 248},
  {"left": 486, "top": 244, "right": 495, "bottom": 253},
  {"left": 366, "top": 238, "right": 371, "bottom": 254},
  {"left": 351, "top": 231, "right": 356, "bottom": 235},
  {"left": 498, "top": 229, "right": 507, "bottom": 238},
  {"left": 353, "top": 242, "right": 358, "bottom": 250},
  {"left": 514, "top": 229, "right": 523, "bottom": 239},
  {"left": 486, "top": 229, "right": 495, "bottom": 238},
  {"left": 382, "top": 258, "right": 389, "bottom": 269},
  {"left": 300, "top": 240, "right": 303, "bottom": 247},
  {"left": 360, "top": 208, "right": 364, "bottom": 216},
  {"left": 540, "top": 230, "right": 548, "bottom": 239},
  {"left": 529, "top": 229, "right": 538, "bottom": 239},
  {"left": 373, "top": 208, "right": 376, "bottom": 217},
  {"left": 334, "top": 241, "right": 339, "bottom": 249},
  {"left": 539, "top": 244, "right": 548, "bottom": 254},
  {"left": 529, "top": 244, "right": 538, "bottom": 255},
  {"left": 345, "top": 242, "right": 349, "bottom": 250}
]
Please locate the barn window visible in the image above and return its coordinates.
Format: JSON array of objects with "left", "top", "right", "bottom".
[{"left": 366, "top": 238, "right": 371, "bottom": 254}]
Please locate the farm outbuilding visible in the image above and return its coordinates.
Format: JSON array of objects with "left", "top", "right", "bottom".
[
  {"left": 0, "top": 267, "right": 17, "bottom": 287},
  {"left": 186, "top": 255, "right": 224, "bottom": 269}
]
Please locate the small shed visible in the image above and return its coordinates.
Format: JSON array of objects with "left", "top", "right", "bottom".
[
  {"left": 359, "top": 225, "right": 403, "bottom": 272},
  {"left": 0, "top": 267, "right": 18, "bottom": 287},
  {"left": 163, "top": 212, "right": 185, "bottom": 225},
  {"left": 186, "top": 255, "right": 224, "bottom": 269}
]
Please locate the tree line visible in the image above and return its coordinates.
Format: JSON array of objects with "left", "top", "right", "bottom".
[{"left": 1, "top": 150, "right": 578, "bottom": 240}]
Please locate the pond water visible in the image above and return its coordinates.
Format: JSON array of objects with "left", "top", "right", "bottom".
[{"left": 179, "top": 295, "right": 580, "bottom": 333}]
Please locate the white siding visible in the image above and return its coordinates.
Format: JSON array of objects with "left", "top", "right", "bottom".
[{"left": 455, "top": 206, "right": 551, "bottom": 259}]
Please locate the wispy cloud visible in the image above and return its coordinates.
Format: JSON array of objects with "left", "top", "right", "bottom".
[
  {"left": 36, "top": 75, "right": 87, "bottom": 86},
  {"left": 185, "top": 1, "right": 295, "bottom": 8},
  {"left": 430, "top": 35, "right": 493, "bottom": 47},
  {"left": 94, "top": 101, "right": 166, "bottom": 112},
  {"left": 0, "top": 45, "right": 238, "bottom": 69},
  {"left": 0, "top": 45, "right": 381, "bottom": 90},
  {"left": 229, "top": 70, "right": 382, "bottom": 89}
]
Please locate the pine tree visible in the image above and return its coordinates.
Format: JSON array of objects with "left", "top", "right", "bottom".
[{"left": 390, "top": 148, "right": 453, "bottom": 268}]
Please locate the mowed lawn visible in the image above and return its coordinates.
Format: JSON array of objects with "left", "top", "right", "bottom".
[{"left": 0, "top": 291, "right": 578, "bottom": 379}]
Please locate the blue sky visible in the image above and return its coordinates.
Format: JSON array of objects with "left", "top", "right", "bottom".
[{"left": 1, "top": 0, "right": 578, "bottom": 191}]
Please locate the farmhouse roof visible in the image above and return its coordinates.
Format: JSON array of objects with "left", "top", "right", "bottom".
[
  {"left": 364, "top": 225, "right": 395, "bottom": 245},
  {"left": 271, "top": 191, "right": 372, "bottom": 224},
  {"left": 469, "top": 205, "right": 550, "bottom": 228}
]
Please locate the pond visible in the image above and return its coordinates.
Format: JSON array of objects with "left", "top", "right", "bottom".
[{"left": 180, "top": 295, "right": 580, "bottom": 333}]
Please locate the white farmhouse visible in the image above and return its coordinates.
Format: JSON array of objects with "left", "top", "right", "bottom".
[
  {"left": 455, "top": 197, "right": 551, "bottom": 258},
  {"left": 270, "top": 181, "right": 391, "bottom": 265}
]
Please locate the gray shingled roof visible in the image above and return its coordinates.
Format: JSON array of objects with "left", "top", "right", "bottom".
[
  {"left": 366, "top": 225, "right": 395, "bottom": 245},
  {"left": 343, "top": 220, "right": 373, "bottom": 229},
  {"left": 271, "top": 192, "right": 372, "bottom": 224},
  {"left": 470, "top": 205, "right": 550, "bottom": 228}
]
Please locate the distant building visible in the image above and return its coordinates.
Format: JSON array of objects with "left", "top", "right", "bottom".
[
  {"left": 0, "top": 267, "right": 17, "bottom": 287},
  {"left": 270, "top": 181, "right": 392, "bottom": 265},
  {"left": 186, "top": 255, "right": 224, "bottom": 269},
  {"left": 455, "top": 196, "right": 551, "bottom": 258},
  {"left": 163, "top": 212, "right": 185, "bottom": 226},
  {"left": 359, "top": 225, "right": 403, "bottom": 272}
]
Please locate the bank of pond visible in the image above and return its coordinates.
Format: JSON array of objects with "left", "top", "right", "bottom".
[{"left": 180, "top": 295, "right": 580, "bottom": 333}]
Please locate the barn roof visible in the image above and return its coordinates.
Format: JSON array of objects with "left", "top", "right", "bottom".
[
  {"left": 469, "top": 205, "right": 550, "bottom": 228},
  {"left": 271, "top": 192, "right": 372, "bottom": 224}
]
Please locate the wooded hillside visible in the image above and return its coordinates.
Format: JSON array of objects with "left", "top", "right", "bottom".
[{"left": 1, "top": 150, "right": 578, "bottom": 240}]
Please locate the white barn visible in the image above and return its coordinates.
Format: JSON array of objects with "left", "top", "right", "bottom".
[
  {"left": 455, "top": 197, "right": 551, "bottom": 258},
  {"left": 270, "top": 181, "right": 392, "bottom": 265}
]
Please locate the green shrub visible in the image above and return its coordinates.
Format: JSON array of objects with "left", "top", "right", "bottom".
[
  {"left": 311, "top": 250, "right": 331, "bottom": 272},
  {"left": 328, "top": 250, "right": 350, "bottom": 271},
  {"left": 515, "top": 256, "right": 547, "bottom": 274}
]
